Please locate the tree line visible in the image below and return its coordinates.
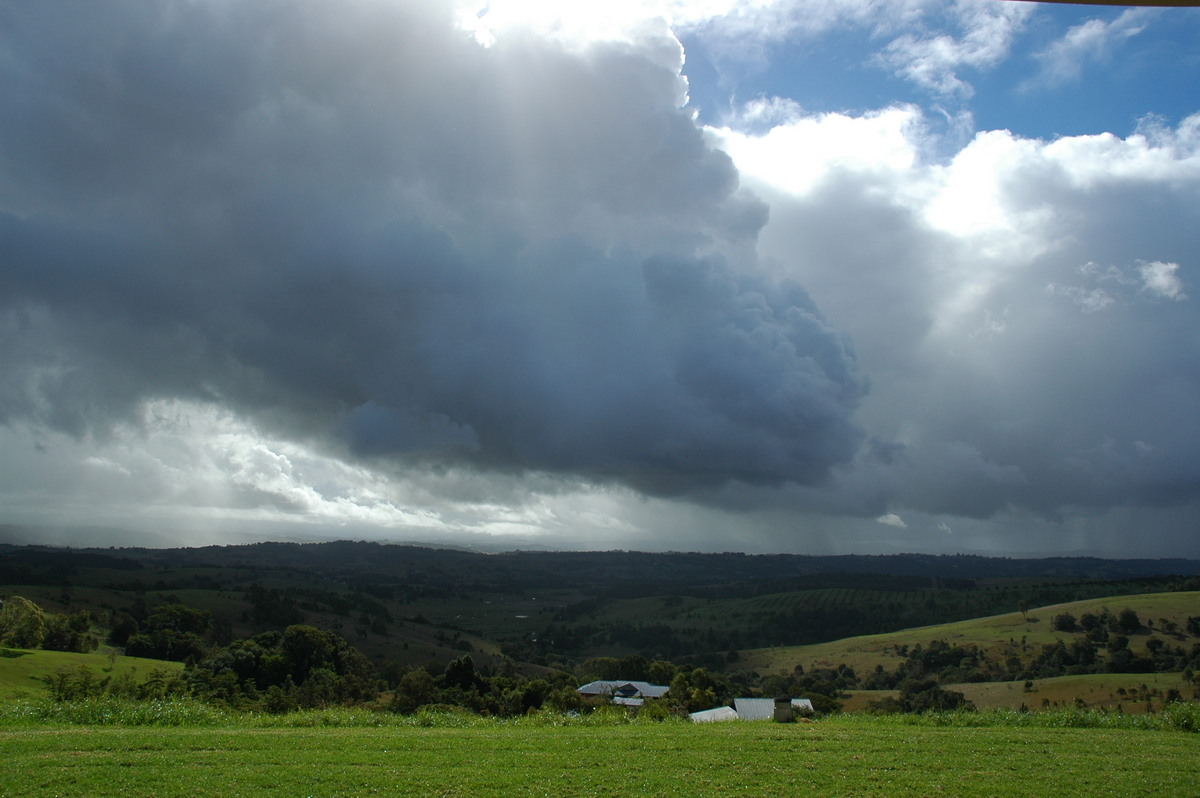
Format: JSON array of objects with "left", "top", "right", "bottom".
[
  {"left": 1, "top": 594, "right": 791, "bottom": 717},
  {"left": 8, "top": 592, "right": 1199, "bottom": 719}
]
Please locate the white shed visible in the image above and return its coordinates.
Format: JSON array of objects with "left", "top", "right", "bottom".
[
  {"left": 732, "top": 697, "right": 814, "bottom": 720},
  {"left": 689, "top": 705, "right": 739, "bottom": 723}
]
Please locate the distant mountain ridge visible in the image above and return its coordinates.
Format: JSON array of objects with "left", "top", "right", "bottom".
[{"left": 2, "top": 538, "right": 1196, "bottom": 589}]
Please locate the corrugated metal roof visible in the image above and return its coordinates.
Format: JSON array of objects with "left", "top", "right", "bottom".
[
  {"left": 733, "top": 697, "right": 814, "bottom": 720},
  {"left": 576, "top": 680, "right": 670, "bottom": 698},
  {"left": 689, "top": 706, "right": 739, "bottom": 723},
  {"left": 732, "top": 698, "right": 775, "bottom": 720}
]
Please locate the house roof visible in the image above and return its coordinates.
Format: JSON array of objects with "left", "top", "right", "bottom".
[{"left": 576, "top": 680, "right": 670, "bottom": 698}]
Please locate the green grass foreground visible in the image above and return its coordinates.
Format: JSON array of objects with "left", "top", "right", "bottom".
[{"left": 2, "top": 704, "right": 1199, "bottom": 797}]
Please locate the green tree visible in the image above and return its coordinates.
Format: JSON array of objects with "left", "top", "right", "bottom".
[
  {"left": 282, "top": 625, "right": 335, "bottom": 683},
  {"left": 442, "top": 654, "right": 485, "bottom": 693},
  {"left": 1053, "top": 612, "right": 1078, "bottom": 632},
  {"left": 0, "top": 596, "right": 47, "bottom": 649},
  {"left": 580, "top": 656, "right": 622, "bottom": 681},
  {"left": 390, "top": 668, "right": 437, "bottom": 714},
  {"left": 108, "top": 611, "right": 140, "bottom": 646},
  {"left": 43, "top": 610, "right": 98, "bottom": 653},
  {"left": 189, "top": 625, "right": 375, "bottom": 709},
  {"left": 1117, "top": 608, "right": 1142, "bottom": 635},
  {"left": 617, "top": 654, "right": 650, "bottom": 681},
  {"left": 667, "top": 667, "right": 723, "bottom": 711},
  {"left": 124, "top": 602, "right": 213, "bottom": 661},
  {"left": 648, "top": 660, "right": 677, "bottom": 685}
]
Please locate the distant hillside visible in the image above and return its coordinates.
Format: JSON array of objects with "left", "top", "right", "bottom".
[
  {"left": 2, "top": 540, "right": 1197, "bottom": 672},
  {"left": 843, "top": 672, "right": 1192, "bottom": 714},
  {"left": 737, "top": 591, "right": 1200, "bottom": 676},
  {"left": 738, "top": 591, "right": 1200, "bottom": 713},
  {"left": 17, "top": 539, "right": 1200, "bottom": 586}
]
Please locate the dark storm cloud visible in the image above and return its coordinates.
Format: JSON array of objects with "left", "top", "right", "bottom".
[{"left": 0, "top": 1, "right": 865, "bottom": 500}]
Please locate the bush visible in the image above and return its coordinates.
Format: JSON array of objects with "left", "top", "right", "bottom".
[
  {"left": 1053, "top": 613, "right": 1078, "bottom": 632},
  {"left": 898, "top": 678, "right": 973, "bottom": 713},
  {"left": 635, "top": 699, "right": 672, "bottom": 721},
  {"left": 1117, "top": 609, "right": 1142, "bottom": 635},
  {"left": 803, "top": 692, "right": 843, "bottom": 716}
]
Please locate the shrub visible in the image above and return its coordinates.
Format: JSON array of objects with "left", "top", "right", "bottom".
[{"left": 1053, "top": 613, "right": 1078, "bottom": 632}]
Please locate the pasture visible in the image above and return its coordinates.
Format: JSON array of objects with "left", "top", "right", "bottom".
[
  {"left": 738, "top": 591, "right": 1200, "bottom": 676},
  {"left": 0, "top": 649, "right": 182, "bottom": 700},
  {"left": 843, "top": 672, "right": 1194, "bottom": 713},
  {"left": 1, "top": 712, "right": 1197, "bottom": 797}
]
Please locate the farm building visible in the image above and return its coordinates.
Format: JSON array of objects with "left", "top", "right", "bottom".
[
  {"left": 688, "top": 706, "right": 739, "bottom": 723},
  {"left": 734, "top": 697, "right": 814, "bottom": 720},
  {"left": 689, "top": 697, "right": 815, "bottom": 723},
  {"left": 576, "top": 680, "right": 669, "bottom": 707}
]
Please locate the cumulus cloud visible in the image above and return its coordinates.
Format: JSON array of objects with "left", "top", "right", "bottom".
[
  {"left": 725, "top": 104, "right": 1200, "bottom": 534},
  {"left": 2, "top": 0, "right": 1200, "bottom": 558},
  {"left": 0, "top": 0, "right": 865, "bottom": 523},
  {"left": 709, "top": 104, "right": 924, "bottom": 193}
]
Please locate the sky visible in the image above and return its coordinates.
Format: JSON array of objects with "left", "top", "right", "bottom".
[{"left": 2, "top": 0, "right": 1200, "bottom": 557}]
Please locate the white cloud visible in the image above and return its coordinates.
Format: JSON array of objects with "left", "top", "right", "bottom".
[
  {"left": 1029, "top": 8, "right": 1155, "bottom": 89},
  {"left": 1046, "top": 259, "right": 1187, "bottom": 311},
  {"left": 875, "top": 0, "right": 1032, "bottom": 96},
  {"left": 668, "top": 0, "right": 882, "bottom": 40},
  {"left": 1139, "top": 260, "right": 1187, "bottom": 301},
  {"left": 1046, "top": 284, "right": 1116, "bottom": 313},
  {"left": 454, "top": 0, "right": 685, "bottom": 69},
  {"left": 708, "top": 104, "right": 923, "bottom": 194},
  {"left": 716, "top": 103, "right": 1200, "bottom": 533},
  {"left": 877, "top": 512, "right": 907, "bottom": 527},
  {"left": 662, "top": 0, "right": 1033, "bottom": 104},
  {"left": 0, "top": 397, "right": 666, "bottom": 545}
]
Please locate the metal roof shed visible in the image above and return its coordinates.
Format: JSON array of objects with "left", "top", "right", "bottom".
[
  {"left": 733, "top": 697, "right": 814, "bottom": 720},
  {"left": 689, "top": 706, "right": 739, "bottom": 723}
]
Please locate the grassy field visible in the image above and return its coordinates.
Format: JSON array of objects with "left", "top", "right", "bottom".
[
  {"left": 1, "top": 712, "right": 1197, "bottom": 797},
  {"left": 0, "top": 648, "right": 182, "bottom": 700},
  {"left": 843, "top": 672, "right": 1197, "bottom": 713},
  {"left": 956, "top": 672, "right": 1196, "bottom": 712},
  {"left": 738, "top": 591, "right": 1200, "bottom": 676}
]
